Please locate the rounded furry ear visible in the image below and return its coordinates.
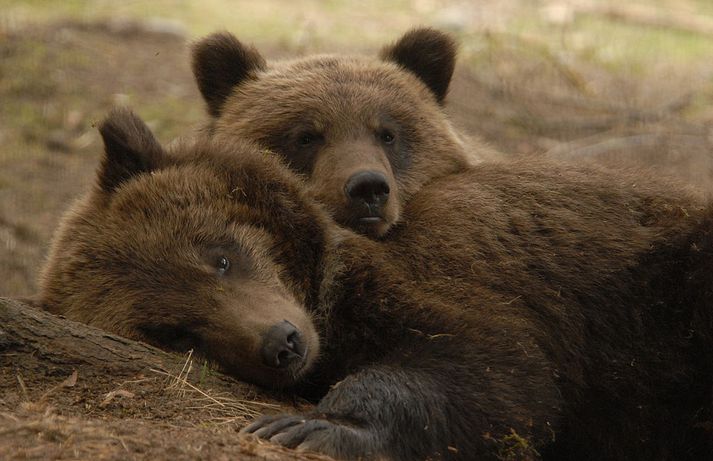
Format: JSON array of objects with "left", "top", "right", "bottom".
[
  {"left": 191, "top": 32, "right": 267, "bottom": 118},
  {"left": 380, "top": 28, "right": 457, "bottom": 104},
  {"left": 97, "top": 107, "right": 165, "bottom": 193}
]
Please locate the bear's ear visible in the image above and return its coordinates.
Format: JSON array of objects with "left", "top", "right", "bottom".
[
  {"left": 380, "top": 28, "right": 457, "bottom": 104},
  {"left": 191, "top": 32, "right": 267, "bottom": 118},
  {"left": 97, "top": 107, "right": 165, "bottom": 194}
]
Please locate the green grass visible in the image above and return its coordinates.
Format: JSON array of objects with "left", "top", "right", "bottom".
[
  {"left": 0, "top": 39, "right": 94, "bottom": 150},
  {"left": 1, "top": 0, "right": 426, "bottom": 48},
  {"left": 136, "top": 96, "right": 204, "bottom": 141},
  {"left": 4, "top": 0, "right": 713, "bottom": 67},
  {"left": 570, "top": 15, "right": 713, "bottom": 71},
  {"left": 508, "top": 6, "right": 713, "bottom": 75}
]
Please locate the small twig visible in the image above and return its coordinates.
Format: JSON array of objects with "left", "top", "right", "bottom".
[
  {"left": 502, "top": 295, "right": 522, "bottom": 305},
  {"left": 16, "top": 374, "right": 29, "bottom": 401},
  {"left": 151, "top": 367, "right": 224, "bottom": 407},
  {"left": 39, "top": 370, "right": 77, "bottom": 403},
  {"left": 116, "top": 436, "right": 130, "bottom": 453},
  {"left": 407, "top": 328, "right": 455, "bottom": 340}
]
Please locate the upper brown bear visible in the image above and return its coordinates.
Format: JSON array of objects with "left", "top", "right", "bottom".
[
  {"left": 39, "top": 109, "right": 713, "bottom": 460},
  {"left": 191, "top": 28, "right": 492, "bottom": 238}
]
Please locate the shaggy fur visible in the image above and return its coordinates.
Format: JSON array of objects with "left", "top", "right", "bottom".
[
  {"left": 191, "top": 28, "right": 495, "bottom": 237},
  {"left": 39, "top": 109, "right": 323, "bottom": 388},
  {"left": 40, "top": 110, "right": 713, "bottom": 460}
]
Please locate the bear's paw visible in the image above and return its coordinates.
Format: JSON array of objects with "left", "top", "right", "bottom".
[{"left": 241, "top": 413, "right": 382, "bottom": 460}]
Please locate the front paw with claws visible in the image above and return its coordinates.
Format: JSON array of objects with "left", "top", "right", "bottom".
[{"left": 241, "top": 413, "right": 382, "bottom": 460}]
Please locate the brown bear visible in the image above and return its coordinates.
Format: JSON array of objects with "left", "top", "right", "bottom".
[
  {"left": 37, "top": 109, "right": 324, "bottom": 388},
  {"left": 191, "top": 28, "right": 496, "bottom": 238},
  {"left": 40, "top": 109, "right": 713, "bottom": 460}
]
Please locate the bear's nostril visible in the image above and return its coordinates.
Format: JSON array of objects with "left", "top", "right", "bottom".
[
  {"left": 345, "top": 171, "right": 390, "bottom": 208},
  {"left": 277, "top": 349, "right": 290, "bottom": 365},
  {"left": 261, "top": 320, "right": 306, "bottom": 369},
  {"left": 286, "top": 330, "right": 298, "bottom": 350}
]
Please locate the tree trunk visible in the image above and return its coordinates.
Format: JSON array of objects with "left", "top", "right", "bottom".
[{"left": 1, "top": 297, "right": 178, "bottom": 374}]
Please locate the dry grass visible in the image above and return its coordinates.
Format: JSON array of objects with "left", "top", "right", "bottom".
[
  {"left": 0, "top": 350, "right": 317, "bottom": 461},
  {"left": 0, "top": 402, "right": 333, "bottom": 461},
  {"left": 151, "top": 350, "right": 282, "bottom": 427}
]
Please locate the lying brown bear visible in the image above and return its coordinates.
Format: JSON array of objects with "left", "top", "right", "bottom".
[
  {"left": 40, "top": 109, "right": 713, "bottom": 460},
  {"left": 191, "top": 28, "right": 497, "bottom": 238}
]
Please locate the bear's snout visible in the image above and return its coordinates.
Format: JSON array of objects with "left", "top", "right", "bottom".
[
  {"left": 344, "top": 170, "right": 390, "bottom": 217},
  {"left": 261, "top": 320, "right": 306, "bottom": 369}
]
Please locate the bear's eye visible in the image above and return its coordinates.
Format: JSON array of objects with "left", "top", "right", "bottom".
[
  {"left": 216, "top": 256, "right": 231, "bottom": 275},
  {"left": 298, "top": 133, "right": 317, "bottom": 147},
  {"left": 378, "top": 129, "right": 395, "bottom": 145}
]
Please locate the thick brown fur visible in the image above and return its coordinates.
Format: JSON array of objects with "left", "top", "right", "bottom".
[
  {"left": 40, "top": 110, "right": 713, "bottom": 460},
  {"left": 191, "top": 28, "right": 495, "bottom": 238}
]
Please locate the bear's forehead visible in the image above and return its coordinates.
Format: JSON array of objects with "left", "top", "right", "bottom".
[
  {"left": 98, "top": 197, "right": 261, "bottom": 258},
  {"left": 106, "top": 169, "right": 241, "bottom": 227},
  {"left": 246, "top": 55, "right": 432, "bottom": 103},
  {"left": 102, "top": 160, "right": 304, "bottom": 244},
  {"left": 226, "top": 71, "right": 435, "bottom": 133}
]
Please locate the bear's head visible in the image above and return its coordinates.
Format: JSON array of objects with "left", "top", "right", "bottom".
[
  {"left": 39, "top": 108, "right": 327, "bottom": 388},
  {"left": 192, "top": 28, "right": 469, "bottom": 238}
]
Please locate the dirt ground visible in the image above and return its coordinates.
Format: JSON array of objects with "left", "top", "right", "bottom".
[
  {"left": 1, "top": 3, "right": 713, "bottom": 459},
  {"left": 0, "top": 368, "right": 325, "bottom": 461}
]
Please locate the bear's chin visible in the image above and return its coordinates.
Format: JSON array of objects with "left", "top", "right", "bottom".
[
  {"left": 234, "top": 359, "right": 313, "bottom": 389},
  {"left": 353, "top": 217, "right": 391, "bottom": 238}
]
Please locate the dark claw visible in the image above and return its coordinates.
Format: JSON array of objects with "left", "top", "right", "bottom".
[
  {"left": 242, "top": 413, "right": 379, "bottom": 460},
  {"left": 270, "top": 419, "right": 332, "bottom": 448},
  {"left": 240, "top": 414, "right": 289, "bottom": 435},
  {"left": 254, "top": 416, "right": 306, "bottom": 439}
]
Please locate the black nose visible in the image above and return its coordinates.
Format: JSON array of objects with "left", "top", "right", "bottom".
[
  {"left": 344, "top": 171, "right": 390, "bottom": 208},
  {"left": 261, "top": 320, "right": 305, "bottom": 369}
]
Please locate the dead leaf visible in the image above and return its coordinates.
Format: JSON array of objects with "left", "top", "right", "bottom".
[
  {"left": 60, "top": 370, "right": 78, "bottom": 388},
  {"left": 100, "top": 389, "right": 135, "bottom": 407}
]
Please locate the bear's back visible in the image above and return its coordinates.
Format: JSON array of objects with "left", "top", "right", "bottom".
[{"left": 377, "top": 159, "right": 704, "bottom": 367}]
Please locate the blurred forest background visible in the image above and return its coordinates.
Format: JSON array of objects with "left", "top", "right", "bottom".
[{"left": 1, "top": 0, "right": 713, "bottom": 298}]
